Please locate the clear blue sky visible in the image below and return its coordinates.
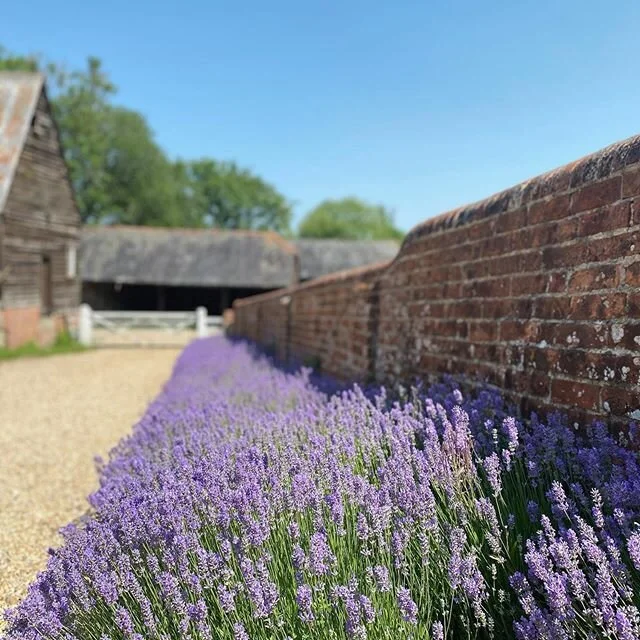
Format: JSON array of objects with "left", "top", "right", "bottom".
[{"left": 4, "top": 1, "right": 640, "bottom": 232}]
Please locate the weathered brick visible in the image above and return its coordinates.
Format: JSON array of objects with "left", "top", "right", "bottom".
[
  {"left": 551, "top": 379, "right": 600, "bottom": 411},
  {"left": 578, "top": 201, "right": 630, "bottom": 236},
  {"left": 522, "top": 168, "right": 571, "bottom": 203},
  {"left": 601, "top": 387, "right": 640, "bottom": 417},
  {"left": 547, "top": 271, "right": 568, "bottom": 293},
  {"left": 500, "top": 319, "right": 540, "bottom": 342},
  {"left": 543, "top": 244, "right": 580, "bottom": 270},
  {"left": 482, "top": 299, "right": 512, "bottom": 319},
  {"left": 504, "top": 368, "right": 529, "bottom": 392},
  {"left": 483, "top": 235, "right": 513, "bottom": 258},
  {"left": 467, "top": 218, "right": 496, "bottom": 241},
  {"left": 456, "top": 321, "right": 469, "bottom": 339},
  {"left": 519, "top": 251, "right": 543, "bottom": 272},
  {"left": 620, "top": 322, "right": 640, "bottom": 351},
  {"left": 472, "top": 343, "right": 500, "bottom": 362},
  {"left": 556, "top": 348, "right": 587, "bottom": 377},
  {"left": 447, "top": 300, "right": 482, "bottom": 318},
  {"left": 562, "top": 351, "right": 639, "bottom": 385},
  {"left": 534, "top": 296, "right": 572, "bottom": 320},
  {"left": 443, "top": 282, "right": 462, "bottom": 298},
  {"left": 570, "top": 176, "right": 621, "bottom": 213},
  {"left": 500, "top": 207, "right": 527, "bottom": 232},
  {"left": 542, "top": 233, "right": 637, "bottom": 270},
  {"left": 569, "top": 293, "right": 626, "bottom": 320},
  {"left": 528, "top": 194, "right": 571, "bottom": 225},
  {"left": 554, "top": 323, "right": 608, "bottom": 350},
  {"left": 622, "top": 165, "right": 640, "bottom": 198},
  {"left": 503, "top": 344, "right": 524, "bottom": 367},
  {"left": 556, "top": 217, "right": 580, "bottom": 242},
  {"left": 472, "top": 277, "right": 511, "bottom": 298},
  {"left": 529, "top": 224, "right": 558, "bottom": 248},
  {"left": 567, "top": 264, "right": 618, "bottom": 292},
  {"left": 530, "top": 371, "right": 550, "bottom": 397},
  {"left": 511, "top": 273, "right": 546, "bottom": 296},
  {"left": 513, "top": 297, "right": 534, "bottom": 318},
  {"left": 485, "top": 254, "right": 520, "bottom": 276},
  {"left": 626, "top": 261, "right": 640, "bottom": 287},
  {"left": 524, "top": 346, "right": 559, "bottom": 373},
  {"left": 468, "top": 321, "right": 498, "bottom": 342}
]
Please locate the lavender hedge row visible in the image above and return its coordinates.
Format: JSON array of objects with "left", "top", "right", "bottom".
[{"left": 4, "top": 337, "right": 640, "bottom": 639}]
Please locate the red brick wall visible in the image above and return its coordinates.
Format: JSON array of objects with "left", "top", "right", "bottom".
[
  {"left": 233, "top": 290, "right": 290, "bottom": 362},
  {"left": 1, "top": 306, "right": 75, "bottom": 349},
  {"left": 233, "top": 134, "right": 640, "bottom": 423},
  {"left": 233, "top": 263, "right": 386, "bottom": 380},
  {"left": 2, "top": 307, "right": 40, "bottom": 349}
]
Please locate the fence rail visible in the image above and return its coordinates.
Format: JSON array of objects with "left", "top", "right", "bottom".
[{"left": 78, "top": 305, "right": 222, "bottom": 347}]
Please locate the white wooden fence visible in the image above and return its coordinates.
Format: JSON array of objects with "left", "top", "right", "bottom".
[{"left": 78, "top": 305, "right": 222, "bottom": 347}]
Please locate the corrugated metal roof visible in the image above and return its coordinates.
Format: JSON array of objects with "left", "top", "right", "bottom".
[{"left": 0, "top": 72, "right": 45, "bottom": 213}]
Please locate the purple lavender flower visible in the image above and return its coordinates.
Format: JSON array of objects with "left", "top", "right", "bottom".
[
  {"left": 296, "top": 584, "right": 314, "bottom": 622},
  {"left": 627, "top": 532, "right": 640, "bottom": 570},
  {"left": 288, "top": 521, "right": 300, "bottom": 540},
  {"left": 114, "top": 606, "right": 135, "bottom": 637},
  {"left": 431, "top": 620, "right": 445, "bottom": 640},
  {"left": 397, "top": 587, "right": 418, "bottom": 624},
  {"left": 372, "top": 564, "right": 391, "bottom": 592},
  {"left": 233, "top": 621, "right": 249, "bottom": 640},
  {"left": 482, "top": 453, "right": 502, "bottom": 495},
  {"left": 217, "top": 583, "right": 236, "bottom": 613},
  {"left": 527, "top": 500, "right": 540, "bottom": 524},
  {"left": 5, "top": 337, "right": 640, "bottom": 640},
  {"left": 308, "top": 531, "right": 335, "bottom": 577}
]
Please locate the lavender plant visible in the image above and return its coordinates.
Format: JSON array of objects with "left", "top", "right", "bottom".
[{"left": 3, "top": 338, "right": 640, "bottom": 639}]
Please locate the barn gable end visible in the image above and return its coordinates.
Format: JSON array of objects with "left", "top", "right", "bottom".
[{"left": 0, "top": 72, "right": 81, "bottom": 348}]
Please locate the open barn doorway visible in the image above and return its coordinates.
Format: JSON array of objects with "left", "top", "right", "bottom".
[{"left": 82, "top": 282, "right": 272, "bottom": 315}]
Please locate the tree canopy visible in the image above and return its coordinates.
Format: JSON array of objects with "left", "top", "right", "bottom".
[
  {"left": 175, "top": 159, "right": 292, "bottom": 232},
  {"left": 0, "top": 47, "right": 292, "bottom": 232},
  {"left": 1, "top": 46, "right": 401, "bottom": 240},
  {"left": 298, "top": 197, "right": 404, "bottom": 241}
]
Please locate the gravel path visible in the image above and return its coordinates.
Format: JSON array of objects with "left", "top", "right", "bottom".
[{"left": 0, "top": 347, "right": 182, "bottom": 617}]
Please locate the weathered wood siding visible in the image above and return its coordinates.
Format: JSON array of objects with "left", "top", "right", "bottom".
[{"left": 1, "top": 89, "right": 80, "bottom": 311}]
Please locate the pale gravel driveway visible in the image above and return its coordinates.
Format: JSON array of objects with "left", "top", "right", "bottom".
[{"left": 0, "top": 346, "right": 183, "bottom": 617}]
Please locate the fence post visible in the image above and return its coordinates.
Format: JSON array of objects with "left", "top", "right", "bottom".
[
  {"left": 196, "top": 306, "right": 208, "bottom": 338},
  {"left": 78, "top": 303, "right": 93, "bottom": 346}
]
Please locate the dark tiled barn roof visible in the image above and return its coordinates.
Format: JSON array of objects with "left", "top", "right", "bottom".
[
  {"left": 80, "top": 226, "right": 299, "bottom": 288},
  {"left": 0, "top": 72, "right": 45, "bottom": 212},
  {"left": 80, "top": 226, "right": 400, "bottom": 288},
  {"left": 295, "top": 238, "right": 399, "bottom": 280}
]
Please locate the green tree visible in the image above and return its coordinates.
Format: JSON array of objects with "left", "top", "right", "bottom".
[
  {"left": 51, "top": 57, "right": 117, "bottom": 223},
  {"left": 104, "top": 107, "right": 183, "bottom": 226},
  {"left": 0, "top": 46, "right": 293, "bottom": 232},
  {"left": 298, "top": 197, "right": 404, "bottom": 240},
  {"left": 0, "top": 46, "right": 39, "bottom": 71},
  {"left": 175, "top": 159, "right": 292, "bottom": 233}
]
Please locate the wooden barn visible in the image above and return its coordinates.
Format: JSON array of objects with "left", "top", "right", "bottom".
[
  {"left": 80, "top": 226, "right": 300, "bottom": 314},
  {"left": 79, "top": 226, "right": 399, "bottom": 314},
  {"left": 0, "top": 72, "right": 81, "bottom": 348}
]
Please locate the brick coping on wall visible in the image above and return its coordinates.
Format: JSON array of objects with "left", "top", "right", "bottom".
[{"left": 402, "top": 134, "right": 640, "bottom": 247}]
